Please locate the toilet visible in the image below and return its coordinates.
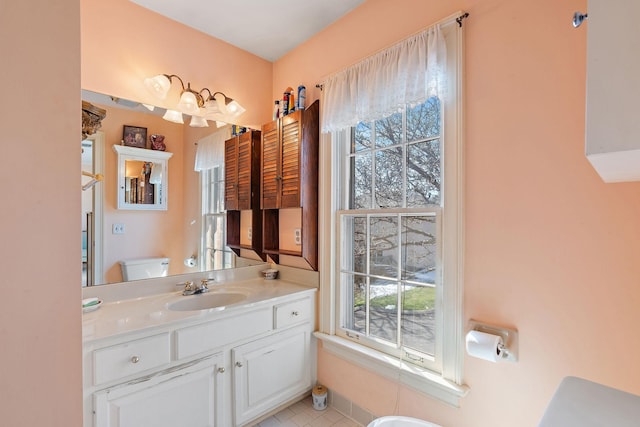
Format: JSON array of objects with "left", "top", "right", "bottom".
[
  {"left": 120, "top": 257, "right": 170, "bottom": 281},
  {"left": 368, "top": 416, "right": 441, "bottom": 427}
]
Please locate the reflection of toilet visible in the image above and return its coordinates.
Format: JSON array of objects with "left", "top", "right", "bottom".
[
  {"left": 368, "top": 416, "right": 441, "bottom": 427},
  {"left": 120, "top": 257, "right": 170, "bottom": 281}
]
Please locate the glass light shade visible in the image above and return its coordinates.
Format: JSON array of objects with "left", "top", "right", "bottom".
[
  {"left": 226, "top": 99, "right": 246, "bottom": 116},
  {"left": 162, "top": 109, "right": 184, "bottom": 124},
  {"left": 189, "top": 116, "right": 209, "bottom": 128},
  {"left": 203, "top": 98, "right": 222, "bottom": 115},
  {"left": 177, "top": 91, "right": 200, "bottom": 115},
  {"left": 144, "top": 75, "right": 171, "bottom": 100}
]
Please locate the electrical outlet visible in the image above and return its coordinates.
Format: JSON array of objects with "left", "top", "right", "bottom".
[
  {"left": 112, "top": 223, "right": 125, "bottom": 234},
  {"left": 247, "top": 227, "right": 252, "bottom": 241},
  {"left": 294, "top": 228, "right": 301, "bottom": 245}
]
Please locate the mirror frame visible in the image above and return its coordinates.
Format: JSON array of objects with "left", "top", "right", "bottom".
[{"left": 113, "top": 145, "right": 173, "bottom": 210}]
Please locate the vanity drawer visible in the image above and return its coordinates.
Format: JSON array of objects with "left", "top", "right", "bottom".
[
  {"left": 274, "top": 297, "right": 311, "bottom": 329},
  {"left": 93, "top": 333, "right": 170, "bottom": 385},
  {"left": 176, "top": 307, "right": 272, "bottom": 359}
]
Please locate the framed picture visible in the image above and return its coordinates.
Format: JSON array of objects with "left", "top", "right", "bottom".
[{"left": 122, "top": 125, "right": 147, "bottom": 149}]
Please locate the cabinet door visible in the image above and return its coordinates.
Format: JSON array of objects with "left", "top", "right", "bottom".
[
  {"left": 232, "top": 326, "right": 311, "bottom": 426},
  {"left": 224, "top": 137, "right": 239, "bottom": 210},
  {"left": 261, "top": 120, "right": 280, "bottom": 209},
  {"left": 94, "top": 354, "right": 225, "bottom": 427},
  {"left": 236, "top": 132, "right": 253, "bottom": 210},
  {"left": 280, "top": 112, "right": 302, "bottom": 208}
]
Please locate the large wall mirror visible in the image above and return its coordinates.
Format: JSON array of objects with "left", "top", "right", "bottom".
[{"left": 81, "top": 89, "right": 263, "bottom": 287}]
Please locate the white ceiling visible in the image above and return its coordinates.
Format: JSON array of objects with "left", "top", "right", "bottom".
[{"left": 129, "top": 0, "right": 366, "bottom": 62}]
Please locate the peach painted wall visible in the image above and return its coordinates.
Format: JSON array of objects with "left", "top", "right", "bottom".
[
  {"left": 0, "top": 1, "right": 82, "bottom": 426},
  {"left": 277, "top": 0, "right": 640, "bottom": 426},
  {"left": 81, "top": 0, "right": 273, "bottom": 129},
  {"left": 94, "top": 105, "right": 188, "bottom": 283}
]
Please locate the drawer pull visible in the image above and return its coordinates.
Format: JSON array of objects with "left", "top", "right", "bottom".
[
  {"left": 235, "top": 362, "right": 243, "bottom": 368},
  {"left": 130, "top": 356, "right": 140, "bottom": 364},
  {"left": 291, "top": 311, "right": 299, "bottom": 316},
  {"left": 217, "top": 367, "right": 226, "bottom": 373}
]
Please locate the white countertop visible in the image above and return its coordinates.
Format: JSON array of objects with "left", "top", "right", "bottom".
[{"left": 82, "top": 278, "right": 316, "bottom": 343}]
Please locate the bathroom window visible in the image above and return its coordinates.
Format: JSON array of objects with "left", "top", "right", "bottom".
[
  {"left": 323, "top": 19, "right": 464, "bottom": 401},
  {"left": 337, "top": 98, "right": 445, "bottom": 371},
  {"left": 201, "top": 166, "right": 235, "bottom": 271}
]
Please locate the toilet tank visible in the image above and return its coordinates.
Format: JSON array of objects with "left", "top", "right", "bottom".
[{"left": 120, "top": 257, "right": 170, "bottom": 281}]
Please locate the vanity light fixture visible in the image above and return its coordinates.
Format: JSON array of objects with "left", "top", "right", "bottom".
[{"left": 144, "top": 73, "right": 245, "bottom": 125}]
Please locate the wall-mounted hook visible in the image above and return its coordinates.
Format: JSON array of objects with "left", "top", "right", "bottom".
[{"left": 573, "top": 11, "right": 588, "bottom": 28}]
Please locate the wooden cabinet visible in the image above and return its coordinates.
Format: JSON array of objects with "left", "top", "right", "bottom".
[
  {"left": 225, "top": 131, "right": 265, "bottom": 260},
  {"left": 261, "top": 100, "right": 319, "bottom": 269}
]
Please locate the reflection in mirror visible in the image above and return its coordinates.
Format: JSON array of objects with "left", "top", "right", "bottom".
[{"left": 81, "top": 89, "right": 264, "bottom": 286}]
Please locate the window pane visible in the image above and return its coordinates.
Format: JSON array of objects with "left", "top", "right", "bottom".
[
  {"left": 401, "top": 282, "right": 436, "bottom": 356},
  {"left": 369, "top": 276, "right": 399, "bottom": 344},
  {"left": 353, "top": 122, "right": 372, "bottom": 152},
  {"left": 407, "top": 139, "right": 440, "bottom": 206},
  {"left": 375, "top": 148, "right": 403, "bottom": 208},
  {"left": 351, "top": 153, "right": 372, "bottom": 209},
  {"left": 342, "top": 272, "right": 367, "bottom": 335},
  {"left": 370, "top": 216, "right": 398, "bottom": 277},
  {"left": 407, "top": 97, "right": 441, "bottom": 142},
  {"left": 342, "top": 216, "right": 367, "bottom": 274},
  {"left": 375, "top": 112, "right": 402, "bottom": 147},
  {"left": 401, "top": 215, "right": 437, "bottom": 283}
]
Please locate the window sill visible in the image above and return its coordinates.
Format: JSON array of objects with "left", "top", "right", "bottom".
[{"left": 314, "top": 332, "right": 469, "bottom": 407}]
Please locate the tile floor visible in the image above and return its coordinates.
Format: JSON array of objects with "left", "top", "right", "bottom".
[{"left": 250, "top": 395, "right": 363, "bottom": 427}]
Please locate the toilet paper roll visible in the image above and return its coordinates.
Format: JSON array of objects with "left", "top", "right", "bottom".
[
  {"left": 465, "top": 330, "right": 504, "bottom": 362},
  {"left": 184, "top": 257, "right": 197, "bottom": 268}
]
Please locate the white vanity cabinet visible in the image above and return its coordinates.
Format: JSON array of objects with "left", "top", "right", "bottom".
[
  {"left": 83, "top": 289, "right": 316, "bottom": 427},
  {"left": 232, "top": 297, "right": 313, "bottom": 425},
  {"left": 94, "top": 353, "right": 225, "bottom": 427}
]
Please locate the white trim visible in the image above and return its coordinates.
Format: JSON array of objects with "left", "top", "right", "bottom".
[
  {"left": 315, "top": 333, "right": 468, "bottom": 407},
  {"left": 439, "top": 15, "right": 465, "bottom": 385},
  {"left": 93, "top": 132, "right": 105, "bottom": 285}
]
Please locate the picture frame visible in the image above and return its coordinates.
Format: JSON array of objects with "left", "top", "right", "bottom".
[{"left": 122, "top": 125, "right": 148, "bottom": 149}]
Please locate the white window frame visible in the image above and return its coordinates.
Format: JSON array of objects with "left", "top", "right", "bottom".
[
  {"left": 316, "top": 14, "right": 468, "bottom": 406},
  {"left": 200, "top": 166, "right": 235, "bottom": 271}
]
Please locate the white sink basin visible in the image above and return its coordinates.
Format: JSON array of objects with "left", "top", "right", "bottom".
[{"left": 168, "top": 292, "right": 247, "bottom": 311}]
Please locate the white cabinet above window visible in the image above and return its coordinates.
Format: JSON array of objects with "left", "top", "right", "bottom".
[{"left": 585, "top": 0, "right": 640, "bottom": 182}]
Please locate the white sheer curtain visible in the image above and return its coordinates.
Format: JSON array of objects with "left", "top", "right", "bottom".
[
  {"left": 322, "top": 24, "right": 446, "bottom": 133},
  {"left": 194, "top": 126, "right": 232, "bottom": 171}
]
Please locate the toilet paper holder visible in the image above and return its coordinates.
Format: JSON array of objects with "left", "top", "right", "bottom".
[{"left": 468, "top": 320, "right": 519, "bottom": 362}]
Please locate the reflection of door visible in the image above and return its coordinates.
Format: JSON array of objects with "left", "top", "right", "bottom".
[{"left": 81, "top": 132, "right": 104, "bottom": 286}]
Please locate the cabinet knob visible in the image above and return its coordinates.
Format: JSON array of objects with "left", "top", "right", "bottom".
[
  {"left": 217, "top": 367, "right": 226, "bottom": 373},
  {"left": 130, "top": 356, "right": 140, "bottom": 364},
  {"left": 235, "top": 361, "right": 243, "bottom": 368},
  {"left": 291, "top": 311, "right": 299, "bottom": 316}
]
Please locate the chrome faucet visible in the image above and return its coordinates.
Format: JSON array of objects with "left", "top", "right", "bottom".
[{"left": 179, "top": 279, "right": 212, "bottom": 296}]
